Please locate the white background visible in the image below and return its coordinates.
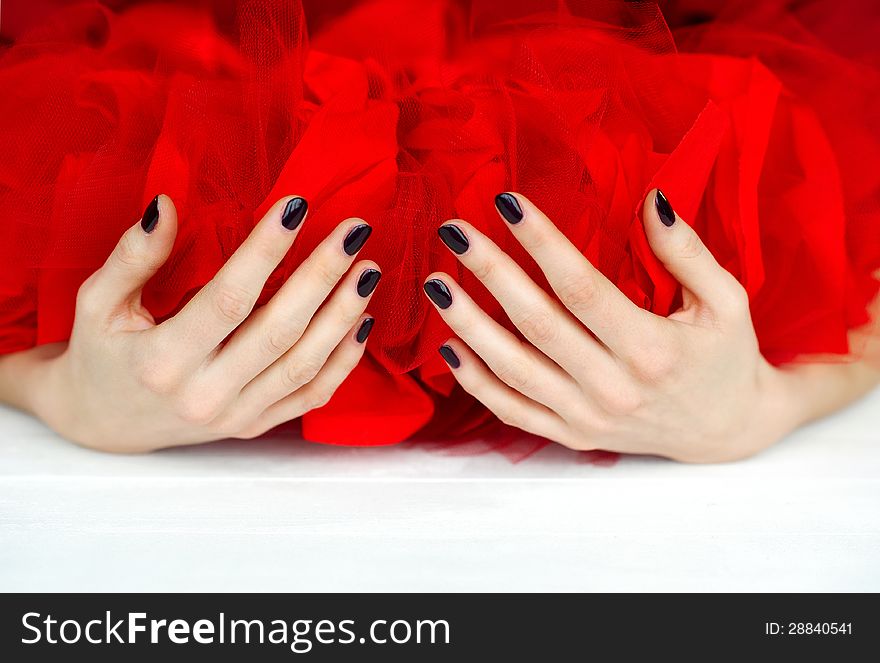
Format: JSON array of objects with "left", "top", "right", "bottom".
[{"left": 1, "top": 387, "right": 878, "bottom": 592}]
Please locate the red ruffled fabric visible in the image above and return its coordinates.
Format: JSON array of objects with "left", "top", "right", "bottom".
[{"left": 1, "top": 0, "right": 878, "bottom": 446}]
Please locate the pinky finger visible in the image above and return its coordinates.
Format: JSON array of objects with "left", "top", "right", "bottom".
[
  {"left": 240, "top": 315, "right": 373, "bottom": 437},
  {"left": 439, "top": 339, "right": 575, "bottom": 446}
]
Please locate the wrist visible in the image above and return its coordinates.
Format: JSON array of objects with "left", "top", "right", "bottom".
[
  {"left": 752, "top": 361, "right": 808, "bottom": 449},
  {"left": 0, "top": 343, "right": 67, "bottom": 430},
  {"left": 759, "top": 358, "right": 858, "bottom": 438},
  {"left": 0, "top": 343, "right": 68, "bottom": 420}
]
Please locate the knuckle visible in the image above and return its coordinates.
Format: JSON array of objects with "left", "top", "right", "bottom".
[
  {"left": 263, "top": 326, "right": 293, "bottom": 357},
  {"left": 493, "top": 406, "right": 523, "bottom": 430},
  {"left": 494, "top": 358, "right": 532, "bottom": 391},
  {"left": 450, "top": 312, "right": 476, "bottom": 337},
  {"left": 521, "top": 227, "right": 547, "bottom": 252},
  {"left": 337, "top": 303, "right": 363, "bottom": 329},
  {"left": 595, "top": 383, "right": 642, "bottom": 417},
  {"left": 676, "top": 231, "right": 705, "bottom": 261},
  {"left": 719, "top": 279, "right": 751, "bottom": 319},
  {"left": 302, "top": 388, "right": 334, "bottom": 412},
  {"left": 75, "top": 276, "right": 102, "bottom": 318},
  {"left": 471, "top": 257, "right": 496, "bottom": 283},
  {"left": 282, "top": 314, "right": 310, "bottom": 344},
  {"left": 631, "top": 345, "right": 679, "bottom": 383},
  {"left": 282, "top": 357, "right": 324, "bottom": 391},
  {"left": 555, "top": 272, "right": 598, "bottom": 311},
  {"left": 561, "top": 401, "right": 593, "bottom": 429},
  {"left": 212, "top": 281, "right": 256, "bottom": 325},
  {"left": 252, "top": 236, "right": 284, "bottom": 265},
  {"left": 114, "top": 233, "right": 143, "bottom": 269},
  {"left": 315, "top": 260, "right": 346, "bottom": 289},
  {"left": 516, "top": 308, "right": 558, "bottom": 345},
  {"left": 136, "top": 361, "right": 180, "bottom": 396},
  {"left": 175, "top": 393, "right": 222, "bottom": 427}
]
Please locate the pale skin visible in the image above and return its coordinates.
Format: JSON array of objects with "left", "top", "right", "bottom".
[
  {"left": 0, "top": 190, "right": 877, "bottom": 460},
  {"left": 0, "top": 195, "right": 381, "bottom": 452},
  {"left": 425, "top": 190, "right": 880, "bottom": 462}
]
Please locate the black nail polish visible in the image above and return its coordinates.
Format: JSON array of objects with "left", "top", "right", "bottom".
[
  {"left": 356, "top": 269, "right": 382, "bottom": 297},
  {"left": 344, "top": 224, "right": 372, "bottom": 255},
  {"left": 141, "top": 196, "right": 159, "bottom": 233},
  {"left": 438, "top": 224, "right": 469, "bottom": 254},
  {"left": 438, "top": 344, "right": 460, "bottom": 369},
  {"left": 495, "top": 192, "right": 523, "bottom": 224},
  {"left": 356, "top": 317, "right": 375, "bottom": 343},
  {"left": 423, "top": 279, "right": 453, "bottom": 309},
  {"left": 655, "top": 189, "right": 675, "bottom": 227},
  {"left": 281, "top": 196, "right": 308, "bottom": 230}
]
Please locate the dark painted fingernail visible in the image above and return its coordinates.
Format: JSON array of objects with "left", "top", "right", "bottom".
[
  {"left": 439, "top": 344, "right": 460, "bottom": 368},
  {"left": 281, "top": 196, "right": 308, "bottom": 230},
  {"left": 141, "top": 196, "right": 160, "bottom": 233},
  {"left": 356, "top": 317, "right": 375, "bottom": 343},
  {"left": 423, "top": 279, "right": 453, "bottom": 309},
  {"left": 495, "top": 192, "right": 523, "bottom": 224},
  {"left": 655, "top": 189, "right": 675, "bottom": 227},
  {"left": 344, "top": 224, "right": 372, "bottom": 255},
  {"left": 357, "top": 268, "right": 382, "bottom": 297},
  {"left": 438, "top": 224, "right": 469, "bottom": 254}
]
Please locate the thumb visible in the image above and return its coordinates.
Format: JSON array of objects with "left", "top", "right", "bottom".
[
  {"left": 86, "top": 194, "right": 178, "bottom": 312},
  {"left": 643, "top": 188, "right": 744, "bottom": 314}
]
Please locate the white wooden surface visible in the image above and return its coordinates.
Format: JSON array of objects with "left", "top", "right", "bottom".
[{"left": 1, "top": 388, "right": 878, "bottom": 592}]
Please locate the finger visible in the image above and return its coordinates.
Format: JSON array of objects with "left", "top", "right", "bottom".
[
  {"left": 437, "top": 220, "right": 620, "bottom": 385},
  {"left": 494, "top": 192, "right": 660, "bottom": 358},
  {"left": 161, "top": 195, "right": 309, "bottom": 357},
  {"left": 423, "top": 273, "right": 583, "bottom": 414},
  {"left": 208, "top": 219, "right": 374, "bottom": 384},
  {"left": 643, "top": 189, "right": 745, "bottom": 314},
  {"left": 84, "top": 194, "right": 177, "bottom": 313},
  {"left": 240, "top": 315, "right": 373, "bottom": 437},
  {"left": 224, "top": 260, "right": 380, "bottom": 393},
  {"left": 436, "top": 339, "right": 577, "bottom": 446}
]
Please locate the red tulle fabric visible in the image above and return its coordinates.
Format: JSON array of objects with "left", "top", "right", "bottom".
[{"left": 1, "top": 0, "right": 878, "bottom": 446}]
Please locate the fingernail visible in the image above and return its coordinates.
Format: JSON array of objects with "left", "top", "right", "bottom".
[
  {"left": 356, "top": 268, "right": 382, "bottom": 297},
  {"left": 141, "top": 196, "right": 160, "bottom": 233},
  {"left": 356, "top": 317, "right": 375, "bottom": 343},
  {"left": 654, "top": 189, "right": 675, "bottom": 227},
  {"left": 438, "top": 344, "right": 460, "bottom": 368},
  {"left": 494, "top": 192, "right": 523, "bottom": 224},
  {"left": 423, "top": 279, "right": 453, "bottom": 309},
  {"left": 344, "top": 224, "right": 372, "bottom": 255},
  {"left": 281, "top": 196, "right": 308, "bottom": 230},
  {"left": 438, "top": 224, "right": 469, "bottom": 254}
]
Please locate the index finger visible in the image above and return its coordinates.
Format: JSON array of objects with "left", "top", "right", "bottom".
[{"left": 159, "top": 195, "right": 308, "bottom": 359}]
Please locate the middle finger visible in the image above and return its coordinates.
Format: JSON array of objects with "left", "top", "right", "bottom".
[{"left": 207, "top": 218, "right": 373, "bottom": 385}]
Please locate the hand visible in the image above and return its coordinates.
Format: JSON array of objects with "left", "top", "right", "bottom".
[
  {"left": 11, "top": 195, "right": 380, "bottom": 452},
  {"left": 425, "top": 190, "right": 807, "bottom": 462}
]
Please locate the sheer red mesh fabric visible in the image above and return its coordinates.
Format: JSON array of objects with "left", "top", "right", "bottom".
[{"left": 1, "top": 0, "right": 878, "bottom": 446}]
